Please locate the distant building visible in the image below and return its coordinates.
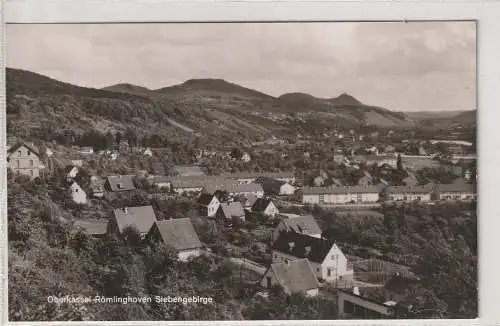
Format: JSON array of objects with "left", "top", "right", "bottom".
[
  {"left": 216, "top": 202, "right": 246, "bottom": 225},
  {"left": 172, "top": 165, "right": 205, "bottom": 177},
  {"left": 338, "top": 289, "right": 407, "bottom": 319},
  {"left": 66, "top": 166, "right": 79, "bottom": 181},
  {"left": 226, "top": 183, "right": 264, "bottom": 198},
  {"left": 261, "top": 258, "right": 320, "bottom": 297},
  {"left": 143, "top": 147, "right": 153, "bottom": 157},
  {"left": 145, "top": 218, "right": 202, "bottom": 262},
  {"left": 279, "top": 182, "right": 296, "bottom": 196},
  {"left": 104, "top": 175, "right": 136, "bottom": 196},
  {"left": 272, "top": 232, "right": 354, "bottom": 283},
  {"left": 353, "top": 155, "right": 397, "bottom": 169},
  {"left": 90, "top": 176, "right": 105, "bottom": 198},
  {"left": 435, "top": 183, "right": 476, "bottom": 201},
  {"left": 223, "top": 172, "right": 295, "bottom": 185},
  {"left": 252, "top": 198, "right": 279, "bottom": 218},
  {"left": 273, "top": 215, "right": 321, "bottom": 241},
  {"left": 69, "top": 181, "right": 87, "bottom": 204},
  {"left": 385, "top": 185, "right": 433, "bottom": 202},
  {"left": 79, "top": 147, "right": 94, "bottom": 155},
  {"left": 119, "top": 140, "right": 130, "bottom": 153},
  {"left": 241, "top": 152, "right": 252, "bottom": 162},
  {"left": 7, "top": 142, "right": 43, "bottom": 179},
  {"left": 197, "top": 193, "right": 220, "bottom": 217},
  {"left": 301, "top": 186, "right": 381, "bottom": 205},
  {"left": 109, "top": 206, "right": 157, "bottom": 239}
]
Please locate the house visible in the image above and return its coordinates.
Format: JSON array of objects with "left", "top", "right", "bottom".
[
  {"left": 384, "top": 145, "right": 396, "bottom": 154},
  {"left": 149, "top": 176, "right": 171, "bottom": 190},
  {"left": 80, "top": 147, "right": 94, "bottom": 155},
  {"left": 435, "top": 183, "right": 476, "bottom": 201},
  {"left": 110, "top": 152, "right": 119, "bottom": 160},
  {"left": 273, "top": 215, "right": 321, "bottom": 241},
  {"left": 223, "top": 172, "right": 295, "bottom": 185},
  {"left": 66, "top": 166, "right": 79, "bottom": 181},
  {"left": 172, "top": 165, "right": 205, "bottom": 177},
  {"left": 333, "top": 154, "right": 345, "bottom": 164},
  {"left": 337, "top": 288, "right": 407, "bottom": 319},
  {"left": 143, "top": 147, "right": 153, "bottom": 157},
  {"left": 72, "top": 219, "right": 107, "bottom": 238},
  {"left": 145, "top": 218, "right": 203, "bottom": 262},
  {"left": 279, "top": 182, "right": 296, "bottom": 196},
  {"left": 252, "top": 198, "right": 279, "bottom": 218},
  {"left": 261, "top": 258, "right": 320, "bottom": 297},
  {"left": 385, "top": 185, "right": 433, "bottom": 202},
  {"left": 402, "top": 174, "right": 419, "bottom": 186},
  {"left": 90, "top": 176, "right": 105, "bottom": 198},
  {"left": 216, "top": 202, "right": 246, "bottom": 225},
  {"left": 244, "top": 193, "right": 259, "bottom": 209},
  {"left": 418, "top": 146, "right": 427, "bottom": 156},
  {"left": 44, "top": 147, "right": 54, "bottom": 157},
  {"left": 108, "top": 206, "right": 157, "bottom": 239},
  {"left": 272, "top": 231, "right": 354, "bottom": 283},
  {"left": 301, "top": 186, "right": 381, "bottom": 205},
  {"left": 226, "top": 183, "right": 264, "bottom": 198},
  {"left": 7, "top": 142, "right": 43, "bottom": 179},
  {"left": 105, "top": 175, "right": 136, "bottom": 193},
  {"left": 151, "top": 162, "right": 166, "bottom": 176},
  {"left": 71, "top": 160, "right": 83, "bottom": 167},
  {"left": 241, "top": 152, "right": 252, "bottom": 162},
  {"left": 197, "top": 193, "right": 220, "bottom": 217},
  {"left": 69, "top": 181, "right": 87, "bottom": 204},
  {"left": 313, "top": 176, "right": 326, "bottom": 187}
]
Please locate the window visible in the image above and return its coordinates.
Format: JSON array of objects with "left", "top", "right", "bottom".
[
  {"left": 18, "top": 151, "right": 21, "bottom": 156},
  {"left": 274, "top": 253, "right": 277, "bottom": 258},
  {"left": 16, "top": 160, "right": 20, "bottom": 168},
  {"left": 27, "top": 151, "right": 31, "bottom": 155},
  {"left": 327, "top": 268, "right": 332, "bottom": 276},
  {"left": 29, "top": 160, "right": 33, "bottom": 167},
  {"left": 317, "top": 267, "right": 320, "bottom": 272},
  {"left": 284, "top": 259, "right": 289, "bottom": 264},
  {"left": 30, "top": 170, "right": 34, "bottom": 176}
]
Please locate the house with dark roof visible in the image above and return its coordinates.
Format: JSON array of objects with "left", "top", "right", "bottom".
[
  {"left": 272, "top": 232, "right": 354, "bottom": 282},
  {"left": 435, "top": 183, "right": 476, "bottom": 201},
  {"left": 109, "top": 206, "right": 157, "bottom": 239},
  {"left": 105, "top": 175, "right": 136, "bottom": 192},
  {"left": 273, "top": 215, "right": 322, "bottom": 241},
  {"left": 385, "top": 184, "right": 434, "bottom": 202},
  {"left": 338, "top": 288, "right": 411, "bottom": 319},
  {"left": 252, "top": 198, "right": 279, "bottom": 218},
  {"left": 7, "top": 142, "right": 43, "bottom": 179},
  {"left": 301, "top": 185, "right": 381, "bottom": 205},
  {"left": 260, "top": 258, "right": 320, "bottom": 297},
  {"left": 197, "top": 193, "right": 220, "bottom": 217},
  {"left": 272, "top": 231, "right": 353, "bottom": 283},
  {"left": 226, "top": 183, "right": 264, "bottom": 198},
  {"left": 145, "top": 218, "right": 203, "bottom": 261},
  {"left": 216, "top": 202, "right": 246, "bottom": 225}
]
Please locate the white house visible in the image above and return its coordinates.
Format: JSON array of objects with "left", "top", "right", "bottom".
[
  {"left": 301, "top": 185, "right": 381, "bottom": 204},
  {"left": 252, "top": 198, "right": 279, "bottom": 218},
  {"left": 272, "top": 231, "right": 354, "bottom": 283},
  {"left": 385, "top": 185, "right": 433, "bottom": 202},
  {"left": 80, "top": 147, "right": 94, "bottom": 155},
  {"left": 66, "top": 166, "right": 79, "bottom": 180},
  {"left": 261, "top": 258, "right": 320, "bottom": 297},
  {"left": 241, "top": 152, "right": 252, "bottom": 162},
  {"left": 197, "top": 193, "right": 221, "bottom": 217},
  {"left": 70, "top": 182, "right": 87, "bottom": 204},
  {"left": 143, "top": 147, "right": 153, "bottom": 157},
  {"left": 279, "top": 182, "right": 296, "bottom": 196}
]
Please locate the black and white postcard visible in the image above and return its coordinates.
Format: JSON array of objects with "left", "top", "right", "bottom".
[{"left": 2, "top": 10, "right": 490, "bottom": 323}]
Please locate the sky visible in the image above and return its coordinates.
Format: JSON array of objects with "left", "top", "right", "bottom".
[{"left": 6, "top": 22, "right": 476, "bottom": 112}]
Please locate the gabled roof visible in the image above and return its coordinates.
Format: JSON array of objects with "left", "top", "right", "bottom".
[
  {"left": 301, "top": 185, "right": 381, "bottom": 195},
  {"left": 267, "top": 258, "right": 320, "bottom": 293},
  {"left": 223, "top": 171, "right": 295, "bottom": 179},
  {"left": 272, "top": 231, "right": 336, "bottom": 264},
  {"left": 7, "top": 142, "right": 40, "bottom": 157},
  {"left": 154, "top": 218, "right": 202, "bottom": 251},
  {"left": 252, "top": 198, "right": 274, "bottom": 213},
  {"left": 278, "top": 215, "right": 321, "bottom": 236},
  {"left": 113, "top": 206, "right": 157, "bottom": 234},
  {"left": 219, "top": 202, "right": 245, "bottom": 218},
  {"left": 197, "top": 193, "right": 217, "bottom": 206},
  {"left": 173, "top": 165, "right": 205, "bottom": 176},
  {"left": 106, "top": 175, "right": 136, "bottom": 192}
]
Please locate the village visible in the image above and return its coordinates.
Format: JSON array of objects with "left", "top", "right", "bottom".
[{"left": 6, "top": 127, "right": 477, "bottom": 319}]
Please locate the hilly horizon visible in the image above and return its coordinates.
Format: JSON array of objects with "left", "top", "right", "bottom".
[{"left": 6, "top": 67, "right": 474, "bottom": 147}]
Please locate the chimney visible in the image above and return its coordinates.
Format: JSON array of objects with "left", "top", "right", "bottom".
[
  {"left": 288, "top": 242, "right": 295, "bottom": 251},
  {"left": 353, "top": 286, "right": 360, "bottom": 296},
  {"left": 123, "top": 207, "right": 128, "bottom": 214},
  {"left": 305, "top": 246, "right": 311, "bottom": 255}
]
